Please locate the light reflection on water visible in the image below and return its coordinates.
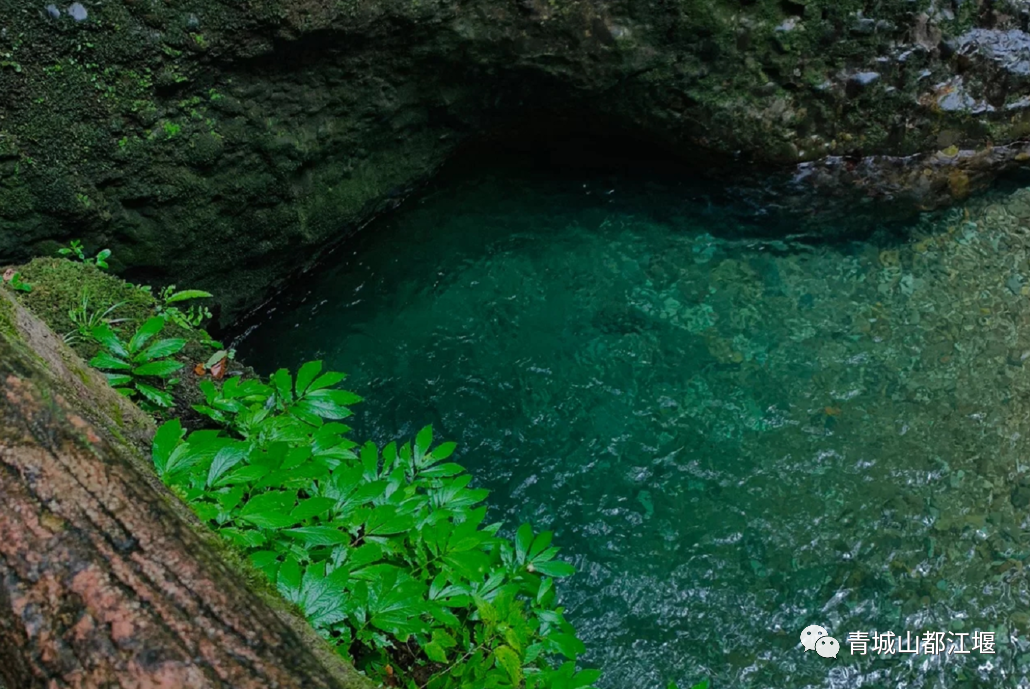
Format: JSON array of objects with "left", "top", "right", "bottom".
[{"left": 239, "top": 167, "right": 1030, "bottom": 688}]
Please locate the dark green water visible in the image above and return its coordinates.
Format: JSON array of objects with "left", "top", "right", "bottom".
[{"left": 238, "top": 164, "right": 1030, "bottom": 688}]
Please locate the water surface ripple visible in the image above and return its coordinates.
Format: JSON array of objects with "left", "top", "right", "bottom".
[{"left": 239, "top": 168, "right": 1030, "bottom": 689}]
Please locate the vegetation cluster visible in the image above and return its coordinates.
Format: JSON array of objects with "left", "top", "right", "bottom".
[{"left": 2, "top": 242, "right": 706, "bottom": 689}]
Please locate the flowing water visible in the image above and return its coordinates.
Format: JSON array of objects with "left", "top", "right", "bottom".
[{"left": 237, "top": 162, "right": 1030, "bottom": 689}]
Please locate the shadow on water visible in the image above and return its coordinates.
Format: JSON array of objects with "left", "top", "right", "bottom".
[{"left": 234, "top": 147, "right": 1030, "bottom": 689}]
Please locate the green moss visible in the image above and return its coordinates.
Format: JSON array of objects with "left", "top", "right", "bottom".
[{"left": 15, "top": 258, "right": 157, "bottom": 342}]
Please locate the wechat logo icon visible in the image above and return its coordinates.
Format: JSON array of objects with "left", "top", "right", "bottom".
[{"left": 801, "top": 624, "right": 839, "bottom": 658}]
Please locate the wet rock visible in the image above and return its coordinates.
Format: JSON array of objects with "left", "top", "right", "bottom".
[
  {"left": 66, "top": 2, "right": 86, "bottom": 21},
  {"left": 846, "top": 71, "right": 881, "bottom": 97},
  {"left": 6, "top": 0, "right": 1030, "bottom": 318}
]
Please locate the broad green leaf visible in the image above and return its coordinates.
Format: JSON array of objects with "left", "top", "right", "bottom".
[
  {"left": 250, "top": 550, "right": 279, "bottom": 577},
  {"left": 295, "top": 360, "right": 322, "bottom": 396},
  {"left": 238, "top": 509, "right": 296, "bottom": 530},
  {"left": 136, "top": 337, "right": 187, "bottom": 362},
  {"left": 91, "top": 324, "right": 128, "bottom": 358},
  {"left": 206, "top": 442, "right": 249, "bottom": 487},
  {"left": 215, "top": 485, "right": 245, "bottom": 513},
  {"left": 219, "top": 526, "right": 267, "bottom": 549},
  {"left": 151, "top": 419, "right": 185, "bottom": 476},
  {"left": 290, "top": 497, "right": 335, "bottom": 522},
  {"left": 345, "top": 542, "right": 384, "bottom": 571},
  {"left": 547, "top": 632, "right": 585, "bottom": 659},
  {"left": 415, "top": 425, "right": 433, "bottom": 462},
  {"left": 424, "top": 641, "right": 448, "bottom": 663},
  {"left": 215, "top": 464, "right": 269, "bottom": 487},
  {"left": 571, "top": 668, "right": 603, "bottom": 688},
  {"left": 135, "top": 382, "right": 174, "bottom": 408},
  {"left": 127, "top": 316, "right": 167, "bottom": 354},
  {"left": 532, "top": 560, "right": 575, "bottom": 578},
  {"left": 364, "top": 505, "right": 414, "bottom": 536},
  {"left": 430, "top": 441, "right": 457, "bottom": 461},
  {"left": 271, "top": 368, "right": 294, "bottom": 406},
  {"left": 306, "top": 371, "right": 346, "bottom": 392},
  {"left": 90, "top": 351, "right": 131, "bottom": 371},
  {"left": 515, "top": 523, "right": 533, "bottom": 564},
  {"left": 419, "top": 462, "right": 465, "bottom": 478},
  {"left": 284, "top": 525, "right": 350, "bottom": 547},
  {"left": 277, "top": 557, "right": 303, "bottom": 604},
  {"left": 528, "top": 531, "right": 553, "bottom": 560},
  {"left": 132, "top": 360, "right": 184, "bottom": 378},
  {"left": 238, "top": 490, "right": 298, "bottom": 529},
  {"left": 293, "top": 389, "right": 361, "bottom": 420}
]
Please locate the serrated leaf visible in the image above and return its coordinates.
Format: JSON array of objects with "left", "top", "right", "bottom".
[
  {"left": 103, "top": 373, "right": 133, "bottom": 387},
  {"left": 492, "top": 645, "right": 523, "bottom": 685},
  {"left": 424, "top": 641, "right": 449, "bottom": 663},
  {"left": 135, "top": 382, "right": 174, "bottom": 408}
]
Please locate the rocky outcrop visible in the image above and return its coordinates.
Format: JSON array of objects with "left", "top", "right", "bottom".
[
  {"left": 1, "top": 0, "right": 1028, "bottom": 318},
  {"left": 0, "top": 288, "right": 374, "bottom": 688}
]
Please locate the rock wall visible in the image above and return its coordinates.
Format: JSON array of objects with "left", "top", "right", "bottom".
[{"left": 1, "top": 0, "right": 1028, "bottom": 318}]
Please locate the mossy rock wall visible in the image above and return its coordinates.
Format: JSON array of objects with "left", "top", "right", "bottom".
[{"left": 0, "top": 0, "right": 1024, "bottom": 317}]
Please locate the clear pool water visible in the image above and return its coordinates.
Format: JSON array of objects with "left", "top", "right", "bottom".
[{"left": 237, "top": 163, "right": 1030, "bottom": 689}]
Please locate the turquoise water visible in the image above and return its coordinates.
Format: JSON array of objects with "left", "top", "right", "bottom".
[{"left": 237, "top": 164, "right": 1030, "bottom": 688}]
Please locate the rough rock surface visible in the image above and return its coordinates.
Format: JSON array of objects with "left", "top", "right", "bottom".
[
  {"left": 1, "top": 0, "right": 1029, "bottom": 317},
  {"left": 0, "top": 289, "right": 374, "bottom": 688}
]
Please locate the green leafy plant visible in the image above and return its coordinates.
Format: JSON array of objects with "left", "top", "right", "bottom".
[
  {"left": 152, "top": 360, "right": 601, "bottom": 689},
  {"left": 3, "top": 269, "right": 32, "bottom": 292},
  {"left": 62, "top": 289, "right": 126, "bottom": 345},
  {"left": 90, "top": 316, "right": 186, "bottom": 408},
  {"left": 58, "top": 239, "right": 112, "bottom": 269},
  {"left": 155, "top": 284, "right": 213, "bottom": 330}
]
